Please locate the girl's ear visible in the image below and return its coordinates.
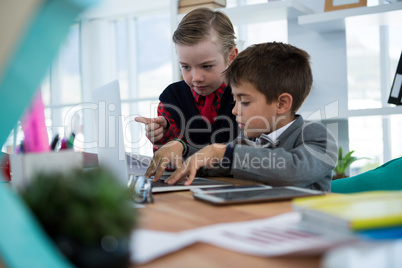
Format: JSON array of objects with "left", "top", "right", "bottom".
[
  {"left": 227, "top": 47, "right": 238, "bottom": 65},
  {"left": 277, "top": 93, "right": 293, "bottom": 115}
]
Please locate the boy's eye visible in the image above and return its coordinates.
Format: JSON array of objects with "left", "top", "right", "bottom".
[
  {"left": 203, "top": 65, "right": 213, "bottom": 69},
  {"left": 181, "top": 66, "right": 190, "bottom": 70},
  {"left": 241, "top": 102, "right": 250, "bottom": 106}
]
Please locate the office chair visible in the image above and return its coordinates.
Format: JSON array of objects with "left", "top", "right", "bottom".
[{"left": 331, "top": 157, "right": 402, "bottom": 193}]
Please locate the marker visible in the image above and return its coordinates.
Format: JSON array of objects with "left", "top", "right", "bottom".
[
  {"left": 50, "top": 134, "right": 59, "bottom": 150},
  {"left": 60, "top": 138, "right": 67, "bottom": 150},
  {"left": 67, "top": 132, "right": 75, "bottom": 148},
  {"left": 18, "top": 141, "right": 24, "bottom": 153}
]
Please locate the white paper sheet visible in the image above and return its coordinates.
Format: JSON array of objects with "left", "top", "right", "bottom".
[
  {"left": 131, "top": 212, "right": 355, "bottom": 264},
  {"left": 130, "top": 230, "right": 198, "bottom": 264},
  {"left": 193, "top": 212, "right": 353, "bottom": 256},
  {"left": 324, "top": 241, "right": 402, "bottom": 268}
]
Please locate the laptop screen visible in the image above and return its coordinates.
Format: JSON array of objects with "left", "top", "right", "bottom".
[{"left": 92, "top": 80, "right": 128, "bottom": 186}]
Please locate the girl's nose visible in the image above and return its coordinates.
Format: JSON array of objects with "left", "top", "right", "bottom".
[{"left": 192, "top": 69, "right": 203, "bottom": 82}]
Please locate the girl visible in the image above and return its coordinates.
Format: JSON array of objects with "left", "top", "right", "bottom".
[{"left": 135, "top": 7, "right": 238, "bottom": 152}]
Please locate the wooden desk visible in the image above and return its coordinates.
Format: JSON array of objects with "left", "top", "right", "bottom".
[{"left": 134, "top": 178, "right": 322, "bottom": 268}]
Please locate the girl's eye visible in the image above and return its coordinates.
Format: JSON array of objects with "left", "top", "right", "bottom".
[
  {"left": 241, "top": 102, "right": 250, "bottom": 106},
  {"left": 181, "top": 66, "right": 190, "bottom": 70},
  {"left": 203, "top": 65, "right": 213, "bottom": 69}
]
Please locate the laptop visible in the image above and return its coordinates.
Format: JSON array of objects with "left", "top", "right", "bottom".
[{"left": 91, "top": 80, "right": 233, "bottom": 192}]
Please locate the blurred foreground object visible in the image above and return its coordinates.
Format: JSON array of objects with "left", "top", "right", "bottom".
[
  {"left": 20, "top": 168, "right": 137, "bottom": 268},
  {"left": 0, "top": 0, "right": 101, "bottom": 267}
]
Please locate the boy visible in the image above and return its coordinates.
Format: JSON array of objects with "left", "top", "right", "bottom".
[
  {"left": 135, "top": 8, "right": 238, "bottom": 151},
  {"left": 150, "top": 42, "right": 338, "bottom": 191}
]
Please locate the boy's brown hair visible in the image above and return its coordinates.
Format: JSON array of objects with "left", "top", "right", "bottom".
[
  {"left": 172, "top": 7, "right": 236, "bottom": 64},
  {"left": 225, "top": 42, "right": 313, "bottom": 114}
]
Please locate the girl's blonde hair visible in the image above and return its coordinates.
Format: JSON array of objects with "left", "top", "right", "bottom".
[{"left": 173, "top": 7, "right": 236, "bottom": 64}]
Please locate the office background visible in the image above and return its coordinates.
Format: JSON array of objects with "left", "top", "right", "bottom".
[{"left": 2, "top": 0, "right": 402, "bottom": 177}]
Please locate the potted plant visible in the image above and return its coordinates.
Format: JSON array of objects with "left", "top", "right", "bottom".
[
  {"left": 333, "top": 147, "right": 367, "bottom": 180},
  {"left": 20, "top": 167, "right": 137, "bottom": 268}
]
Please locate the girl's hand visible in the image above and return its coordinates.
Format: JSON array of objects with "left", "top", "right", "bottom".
[
  {"left": 135, "top": 116, "right": 168, "bottom": 143},
  {"left": 145, "top": 140, "right": 185, "bottom": 181}
]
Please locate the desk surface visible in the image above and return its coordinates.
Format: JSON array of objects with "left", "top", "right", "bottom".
[{"left": 134, "top": 178, "right": 322, "bottom": 268}]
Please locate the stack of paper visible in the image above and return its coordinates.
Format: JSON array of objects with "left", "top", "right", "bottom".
[{"left": 292, "top": 191, "right": 402, "bottom": 239}]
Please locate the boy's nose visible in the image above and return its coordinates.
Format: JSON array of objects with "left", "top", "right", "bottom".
[{"left": 232, "top": 101, "right": 238, "bottom": 116}]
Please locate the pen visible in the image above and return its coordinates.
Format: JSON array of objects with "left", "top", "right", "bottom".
[
  {"left": 17, "top": 141, "right": 24, "bottom": 154},
  {"left": 67, "top": 132, "right": 75, "bottom": 148},
  {"left": 50, "top": 134, "right": 59, "bottom": 150},
  {"left": 60, "top": 138, "right": 67, "bottom": 150}
]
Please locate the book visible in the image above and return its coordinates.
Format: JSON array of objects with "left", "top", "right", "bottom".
[
  {"left": 292, "top": 191, "right": 402, "bottom": 234},
  {"left": 178, "top": 3, "right": 225, "bottom": 14},
  {"left": 179, "top": 0, "right": 226, "bottom": 7},
  {"left": 358, "top": 225, "right": 402, "bottom": 240}
]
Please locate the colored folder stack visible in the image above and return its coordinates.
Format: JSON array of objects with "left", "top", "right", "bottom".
[{"left": 292, "top": 191, "right": 402, "bottom": 239}]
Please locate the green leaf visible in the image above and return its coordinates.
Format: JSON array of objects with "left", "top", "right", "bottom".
[
  {"left": 338, "top": 147, "right": 343, "bottom": 161},
  {"left": 344, "top": 150, "right": 355, "bottom": 160},
  {"left": 333, "top": 147, "right": 369, "bottom": 178}
]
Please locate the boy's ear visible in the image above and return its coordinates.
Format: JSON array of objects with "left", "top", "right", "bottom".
[
  {"left": 277, "top": 93, "right": 293, "bottom": 115},
  {"left": 227, "top": 47, "right": 238, "bottom": 65}
]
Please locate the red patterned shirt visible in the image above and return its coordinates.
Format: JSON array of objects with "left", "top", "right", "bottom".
[{"left": 154, "top": 83, "right": 226, "bottom": 150}]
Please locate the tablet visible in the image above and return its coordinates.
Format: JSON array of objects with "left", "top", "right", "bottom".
[{"left": 192, "top": 185, "right": 325, "bottom": 205}]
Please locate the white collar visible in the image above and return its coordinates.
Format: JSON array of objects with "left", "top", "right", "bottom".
[{"left": 261, "top": 119, "right": 295, "bottom": 143}]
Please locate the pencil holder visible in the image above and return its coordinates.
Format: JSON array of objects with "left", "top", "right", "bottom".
[{"left": 10, "top": 150, "right": 83, "bottom": 190}]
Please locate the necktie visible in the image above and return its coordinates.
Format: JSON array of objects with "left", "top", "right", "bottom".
[
  {"left": 255, "top": 136, "right": 278, "bottom": 148},
  {"left": 238, "top": 135, "right": 279, "bottom": 148},
  {"left": 201, "top": 93, "right": 217, "bottom": 124}
]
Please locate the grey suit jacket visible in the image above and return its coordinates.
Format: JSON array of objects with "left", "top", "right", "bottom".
[{"left": 197, "top": 115, "right": 338, "bottom": 192}]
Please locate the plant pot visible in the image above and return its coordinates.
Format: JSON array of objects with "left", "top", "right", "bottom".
[
  {"left": 332, "top": 173, "right": 349, "bottom": 180},
  {"left": 54, "top": 235, "right": 131, "bottom": 268}
]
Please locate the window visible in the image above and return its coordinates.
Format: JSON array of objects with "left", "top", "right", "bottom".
[
  {"left": 3, "top": 9, "right": 172, "bottom": 157},
  {"left": 119, "top": 13, "right": 172, "bottom": 156},
  {"left": 2, "top": 24, "right": 82, "bottom": 154},
  {"left": 49, "top": 23, "right": 82, "bottom": 143},
  {"left": 243, "top": 20, "right": 288, "bottom": 48},
  {"left": 346, "top": 26, "right": 381, "bottom": 110},
  {"left": 346, "top": 18, "right": 402, "bottom": 174}
]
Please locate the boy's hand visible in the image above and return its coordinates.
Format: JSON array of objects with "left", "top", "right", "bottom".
[
  {"left": 165, "top": 144, "right": 227, "bottom": 186},
  {"left": 135, "top": 116, "right": 168, "bottom": 143},
  {"left": 145, "top": 140, "right": 185, "bottom": 181}
]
